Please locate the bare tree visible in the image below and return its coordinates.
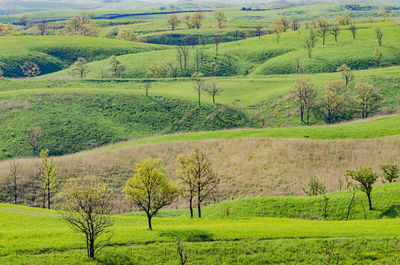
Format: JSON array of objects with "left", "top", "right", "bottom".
[
  {"left": 337, "top": 64, "right": 354, "bottom": 86},
  {"left": 214, "top": 11, "right": 227, "bottom": 29},
  {"left": 177, "top": 241, "right": 188, "bottom": 265},
  {"left": 291, "top": 17, "right": 300, "bottom": 31},
  {"left": 59, "top": 175, "right": 113, "bottom": 259},
  {"left": 192, "top": 72, "right": 206, "bottom": 106},
  {"left": 28, "top": 126, "right": 42, "bottom": 154},
  {"left": 37, "top": 21, "right": 49, "bottom": 35},
  {"left": 176, "top": 45, "right": 189, "bottom": 70},
  {"left": 213, "top": 35, "right": 220, "bottom": 56},
  {"left": 167, "top": 14, "right": 181, "bottom": 31},
  {"left": 181, "top": 148, "right": 219, "bottom": 218},
  {"left": 8, "top": 159, "right": 19, "bottom": 204},
  {"left": 375, "top": 28, "right": 383, "bottom": 46},
  {"left": 190, "top": 11, "right": 205, "bottom": 29},
  {"left": 330, "top": 25, "right": 340, "bottom": 42},
  {"left": 38, "top": 149, "right": 58, "bottom": 209},
  {"left": 255, "top": 25, "right": 263, "bottom": 39},
  {"left": 176, "top": 154, "right": 196, "bottom": 218},
  {"left": 292, "top": 78, "right": 317, "bottom": 124},
  {"left": 204, "top": 80, "right": 223, "bottom": 104},
  {"left": 143, "top": 79, "right": 152, "bottom": 97},
  {"left": 349, "top": 24, "right": 357, "bottom": 40}
]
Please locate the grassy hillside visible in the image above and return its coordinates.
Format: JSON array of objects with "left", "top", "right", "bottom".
[
  {"left": 1, "top": 119, "right": 399, "bottom": 211},
  {"left": 0, "top": 36, "right": 165, "bottom": 77},
  {"left": 134, "top": 183, "right": 400, "bottom": 220},
  {"left": 0, "top": 93, "right": 255, "bottom": 159},
  {"left": 46, "top": 21, "right": 400, "bottom": 79},
  {"left": 1, "top": 200, "right": 400, "bottom": 264}
]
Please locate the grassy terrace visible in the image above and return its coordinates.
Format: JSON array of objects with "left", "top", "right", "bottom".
[{"left": 87, "top": 115, "right": 400, "bottom": 153}]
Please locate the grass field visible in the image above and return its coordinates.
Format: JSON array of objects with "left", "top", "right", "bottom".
[{"left": 1, "top": 184, "right": 400, "bottom": 264}]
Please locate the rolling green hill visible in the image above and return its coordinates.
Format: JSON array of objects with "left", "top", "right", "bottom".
[
  {"left": 0, "top": 93, "right": 256, "bottom": 159},
  {"left": 0, "top": 36, "right": 165, "bottom": 77},
  {"left": 46, "top": 22, "right": 400, "bottom": 79},
  {"left": 129, "top": 183, "right": 400, "bottom": 220}
]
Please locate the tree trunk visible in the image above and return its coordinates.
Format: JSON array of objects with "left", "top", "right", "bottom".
[
  {"left": 42, "top": 189, "right": 46, "bottom": 208},
  {"left": 147, "top": 215, "right": 153, "bottom": 230},
  {"left": 89, "top": 236, "right": 95, "bottom": 259},
  {"left": 212, "top": 95, "right": 215, "bottom": 104},
  {"left": 47, "top": 184, "right": 51, "bottom": 209},
  {"left": 367, "top": 192, "right": 373, "bottom": 210},
  {"left": 198, "top": 90, "right": 201, "bottom": 106},
  {"left": 189, "top": 198, "right": 193, "bottom": 218},
  {"left": 14, "top": 178, "right": 17, "bottom": 204},
  {"left": 197, "top": 200, "right": 201, "bottom": 218}
]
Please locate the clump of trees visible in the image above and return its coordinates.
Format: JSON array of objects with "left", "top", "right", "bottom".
[
  {"left": 66, "top": 15, "right": 99, "bottom": 36},
  {"left": 175, "top": 148, "right": 219, "bottom": 218},
  {"left": 291, "top": 70, "right": 381, "bottom": 125},
  {"left": 0, "top": 23, "right": 20, "bottom": 36},
  {"left": 116, "top": 28, "right": 136, "bottom": 41}
]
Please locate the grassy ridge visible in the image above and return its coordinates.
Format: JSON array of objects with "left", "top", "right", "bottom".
[
  {"left": 0, "top": 93, "right": 256, "bottom": 159},
  {"left": 89, "top": 115, "right": 400, "bottom": 153},
  {"left": 0, "top": 36, "right": 165, "bottom": 77},
  {"left": 132, "top": 183, "right": 400, "bottom": 220},
  {"left": 47, "top": 22, "right": 400, "bottom": 79}
]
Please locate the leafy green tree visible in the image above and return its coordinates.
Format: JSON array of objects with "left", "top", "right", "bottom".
[
  {"left": 69, "top": 57, "right": 89, "bottom": 79},
  {"left": 59, "top": 175, "right": 113, "bottom": 259},
  {"left": 374, "top": 48, "right": 383, "bottom": 67},
  {"left": 354, "top": 82, "right": 381, "bottom": 119},
  {"left": 380, "top": 164, "right": 399, "bottom": 183},
  {"left": 124, "top": 158, "right": 178, "bottom": 230},
  {"left": 39, "top": 149, "right": 58, "bottom": 209},
  {"left": 337, "top": 64, "right": 354, "bottom": 86},
  {"left": 167, "top": 14, "right": 181, "bottom": 31},
  {"left": 375, "top": 28, "right": 383, "bottom": 46},
  {"left": 66, "top": 16, "right": 99, "bottom": 36},
  {"left": 192, "top": 72, "right": 206, "bottom": 106},
  {"left": 214, "top": 11, "right": 227, "bottom": 29},
  {"left": 0, "top": 67, "right": 3, "bottom": 78},
  {"left": 147, "top": 62, "right": 171, "bottom": 78},
  {"left": 345, "top": 168, "right": 378, "bottom": 210},
  {"left": 108, "top": 55, "right": 126, "bottom": 78},
  {"left": 20, "top": 61, "right": 41, "bottom": 77},
  {"left": 303, "top": 176, "right": 326, "bottom": 196},
  {"left": 337, "top": 15, "right": 351, "bottom": 25},
  {"left": 292, "top": 78, "right": 317, "bottom": 124},
  {"left": 319, "top": 80, "right": 349, "bottom": 124},
  {"left": 117, "top": 28, "right": 135, "bottom": 41}
]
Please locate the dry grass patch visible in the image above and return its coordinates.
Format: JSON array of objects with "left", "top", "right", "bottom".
[{"left": 0, "top": 137, "right": 399, "bottom": 212}]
